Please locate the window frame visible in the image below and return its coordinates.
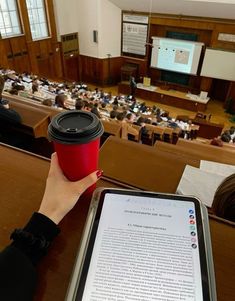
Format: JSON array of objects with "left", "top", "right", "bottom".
[
  {"left": 0, "top": 0, "right": 23, "bottom": 39},
  {"left": 25, "top": 0, "right": 50, "bottom": 41}
]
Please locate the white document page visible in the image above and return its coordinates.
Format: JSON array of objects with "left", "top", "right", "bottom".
[
  {"left": 177, "top": 165, "right": 225, "bottom": 207},
  {"left": 82, "top": 193, "right": 204, "bottom": 301},
  {"left": 200, "top": 160, "right": 235, "bottom": 177}
]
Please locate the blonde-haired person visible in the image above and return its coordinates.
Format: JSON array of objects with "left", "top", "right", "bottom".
[{"left": 212, "top": 173, "right": 235, "bottom": 222}]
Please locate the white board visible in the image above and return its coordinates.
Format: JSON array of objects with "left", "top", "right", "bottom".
[{"left": 200, "top": 48, "right": 235, "bottom": 81}]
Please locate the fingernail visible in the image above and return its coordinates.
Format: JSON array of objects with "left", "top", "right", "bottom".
[{"left": 96, "top": 170, "right": 103, "bottom": 178}]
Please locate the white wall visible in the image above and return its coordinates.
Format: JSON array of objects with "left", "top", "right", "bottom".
[
  {"left": 53, "top": 0, "right": 79, "bottom": 40},
  {"left": 53, "top": 0, "right": 121, "bottom": 58},
  {"left": 77, "top": 0, "right": 99, "bottom": 57},
  {"left": 98, "top": 0, "right": 121, "bottom": 58}
]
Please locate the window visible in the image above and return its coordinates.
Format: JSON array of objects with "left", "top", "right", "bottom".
[
  {"left": 26, "top": 0, "right": 49, "bottom": 40},
  {"left": 0, "top": 0, "right": 21, "bottom": 38}
]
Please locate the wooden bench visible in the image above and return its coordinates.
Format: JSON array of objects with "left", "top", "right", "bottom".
[
  {"left": 101, "top": 119, "right": 122, "bottom": 145},
  {"left": 154, "top": 138, "right": 235, "bottom": 165},
  {"left": 8, "top": 102, "right": 51, "bottom": 138},
  {"left": 99, "top": 136, "right": 199, "bottom": 192},
  {"left": 177, "top": 138, "right": 235, "bottom": 159},
  {"left": 3, "top": 92, "right": 61, "bottom": 119}
]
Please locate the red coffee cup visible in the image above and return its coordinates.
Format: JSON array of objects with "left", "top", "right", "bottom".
[{"left": 48, "top": 111, "right": 104, "bottom": 193}]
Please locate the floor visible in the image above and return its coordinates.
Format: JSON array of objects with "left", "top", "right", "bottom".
[{"left": 89, "top": 84, "right": 234, "bottom": 132}]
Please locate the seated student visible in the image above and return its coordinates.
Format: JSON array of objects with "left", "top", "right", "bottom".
[
  {"left": 112, "top": 97, "right": 119, "bottom": 106},
  {"left": 109, "top": 110, "right": 118, "bottom": 120},
  {"left": 139, "top": 102, "right": 147, "bottom": 113},
  {"left": 32, "top": 79, "right": 39, "bottom": 94},
  {"left": 75, "top": 99, "right": 84, "bottom": 110},
  {"left": 54, "top": 93, "right": 69, "bottom": 110},
  {"left": 99, "top": 102, "right": 109, "bottom": 117},
  {"left": 116, "top": 112, "right": 138, "bottom": 140},
  {"left": 134, "top": 116, "right": 148, "bottom": 137},
  {"left": 0, "top": 153, "right": 102, "bottom": 300},
  {"left": 212, "top": 173, "right": 235, "bottom": 222},
  {"left": 0, "top": 99, "right": 22, "bottom": 125},
  {"left": 91, "top": 103, "right": 101, "bottom": 118},
  {"left": 125, "top": 113, "right": 135, "bottom": 123},
  {"left": 220, "top": 132, "right": 231, "bottom": 143},
  {"left": 229, "top": 126, "right": 235, "bottom": 141}
]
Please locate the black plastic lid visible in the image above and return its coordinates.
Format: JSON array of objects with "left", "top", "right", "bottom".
[{"left": 48, "top": 111, "right": 104, "bottom": 144}]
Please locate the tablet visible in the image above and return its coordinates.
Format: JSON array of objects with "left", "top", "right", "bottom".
[{"left": 66, "top": 189, "right": 216, "bottom": 301}]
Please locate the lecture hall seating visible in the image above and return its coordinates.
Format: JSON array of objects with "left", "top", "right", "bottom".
[
  {"left": 154, "top": 138, "right": 235, "bottom": 165},
  {"left": 0, "top": 139, "right": 234, "bottom": 301}
]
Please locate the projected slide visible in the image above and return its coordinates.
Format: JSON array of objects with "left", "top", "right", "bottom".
[{"left": 151, "top": 37, "right": 204, "bottom": 75}]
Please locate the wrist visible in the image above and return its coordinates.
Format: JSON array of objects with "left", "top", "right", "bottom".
[{"left": 38, "top": 209, "right": 64, "bottom": 225}]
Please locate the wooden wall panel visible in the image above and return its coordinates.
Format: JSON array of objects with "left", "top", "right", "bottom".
[
  {"left": 10, "top": 36, "right": 31, "bottom": 72},
  {"left": 211, "top": 24, "right": 235, "bottom": 50},
  {"left": 0, "top": 37, "right": 30, "bottom": 72},
  {"left": 52, "top": 42, "right": 63, "bottom": 79},
  {"left": 79, "top": 55, "right": 123, "bottom": 85},
  {"left": 149, "top": 25, "right": 212, "bottom": 47},
  {"left": 20, "top": 38, "right": 63, "bottom": 80},
  {"left": 63, "top": 54, "right": 80, "bottom": 82},
  {"left": 121, "top": 56, "right": 148, "bottom": 81},
  {"left": 200, "top": 77, "right": 213, "bottom": 92},
  {"left": 0, "top": 40, "right": 8, "bottom": 68},
  {"left": 3, "top": 40, "right": 14, "bottom": 70},
  {"left": 100, "top": 56, "right": 122, "bottom": 85},
  {"left": 150, "top": 15, "right": 216, "bottom": 30}
]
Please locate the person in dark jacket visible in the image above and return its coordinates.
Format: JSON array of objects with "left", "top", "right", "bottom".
[
  {"left": 0, "top": 153, "right": 102, "bottom": 301},
  {"left": 0, "top": 74, "right": 21, "bottom": 125},
  {"left": 129, "top": 76, "right": 137, "bottom": 97},
  {"left": 0, "top": 99, "right": 22, "bottom": 125}
]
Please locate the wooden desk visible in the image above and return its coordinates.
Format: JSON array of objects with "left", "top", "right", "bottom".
[
  {"left": 175, "top": 138, "right": 235, "bottom": 164},
  {"left": 0, "top": 142, "right": 234, "bottom": 301},
  {"left": 9, "top": 102, "right": 51, "bottom": 138},
  {"left": 3, "top": 92, "right": 61, "bottom": 119},
  {"left": 192, "top": 118, "right": 224, "bottom": 139},
  {"left": 101, "top": 119, "right": 122, "bottom": 137},
  {"left": 118, "top": 82, "right": 208, "bottom": 112},
  {"left": 99, "top": 136, "right": 199, "bottom": 192}
]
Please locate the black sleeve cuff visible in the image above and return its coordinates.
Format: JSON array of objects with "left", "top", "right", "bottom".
[
  {"left": 23, "top": 212, "right": 60, "bottom": 241},
  {"left": 10, "top": 212, "right": 60, "bottom": 265}
]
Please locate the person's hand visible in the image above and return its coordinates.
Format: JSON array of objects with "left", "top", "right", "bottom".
[{"left": 38, "top": 153, "right": 102, "bottom": 224}]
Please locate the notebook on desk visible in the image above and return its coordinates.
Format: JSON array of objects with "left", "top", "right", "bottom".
[{"left": 176, "top": 165, "right": 225, "bottom": 208}]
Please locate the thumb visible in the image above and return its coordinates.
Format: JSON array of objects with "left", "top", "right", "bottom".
[
  {"left": 72, "top": 170, "right": 103, "bottom": 194},
  {"left": 48, "top": 152, "right": 65, "bottom": 180}
]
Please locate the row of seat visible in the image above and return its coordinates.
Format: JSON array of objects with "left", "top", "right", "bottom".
[
  {"left": 154, "top": 138, "right": 235, "bottom": 165},
  {"left": 101, "top": 118, "right": 199, "bottom": 146}
]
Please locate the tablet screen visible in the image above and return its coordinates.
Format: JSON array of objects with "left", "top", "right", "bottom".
[{"left": 77, "top": 190, "right": 210, "bottom": 301}]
